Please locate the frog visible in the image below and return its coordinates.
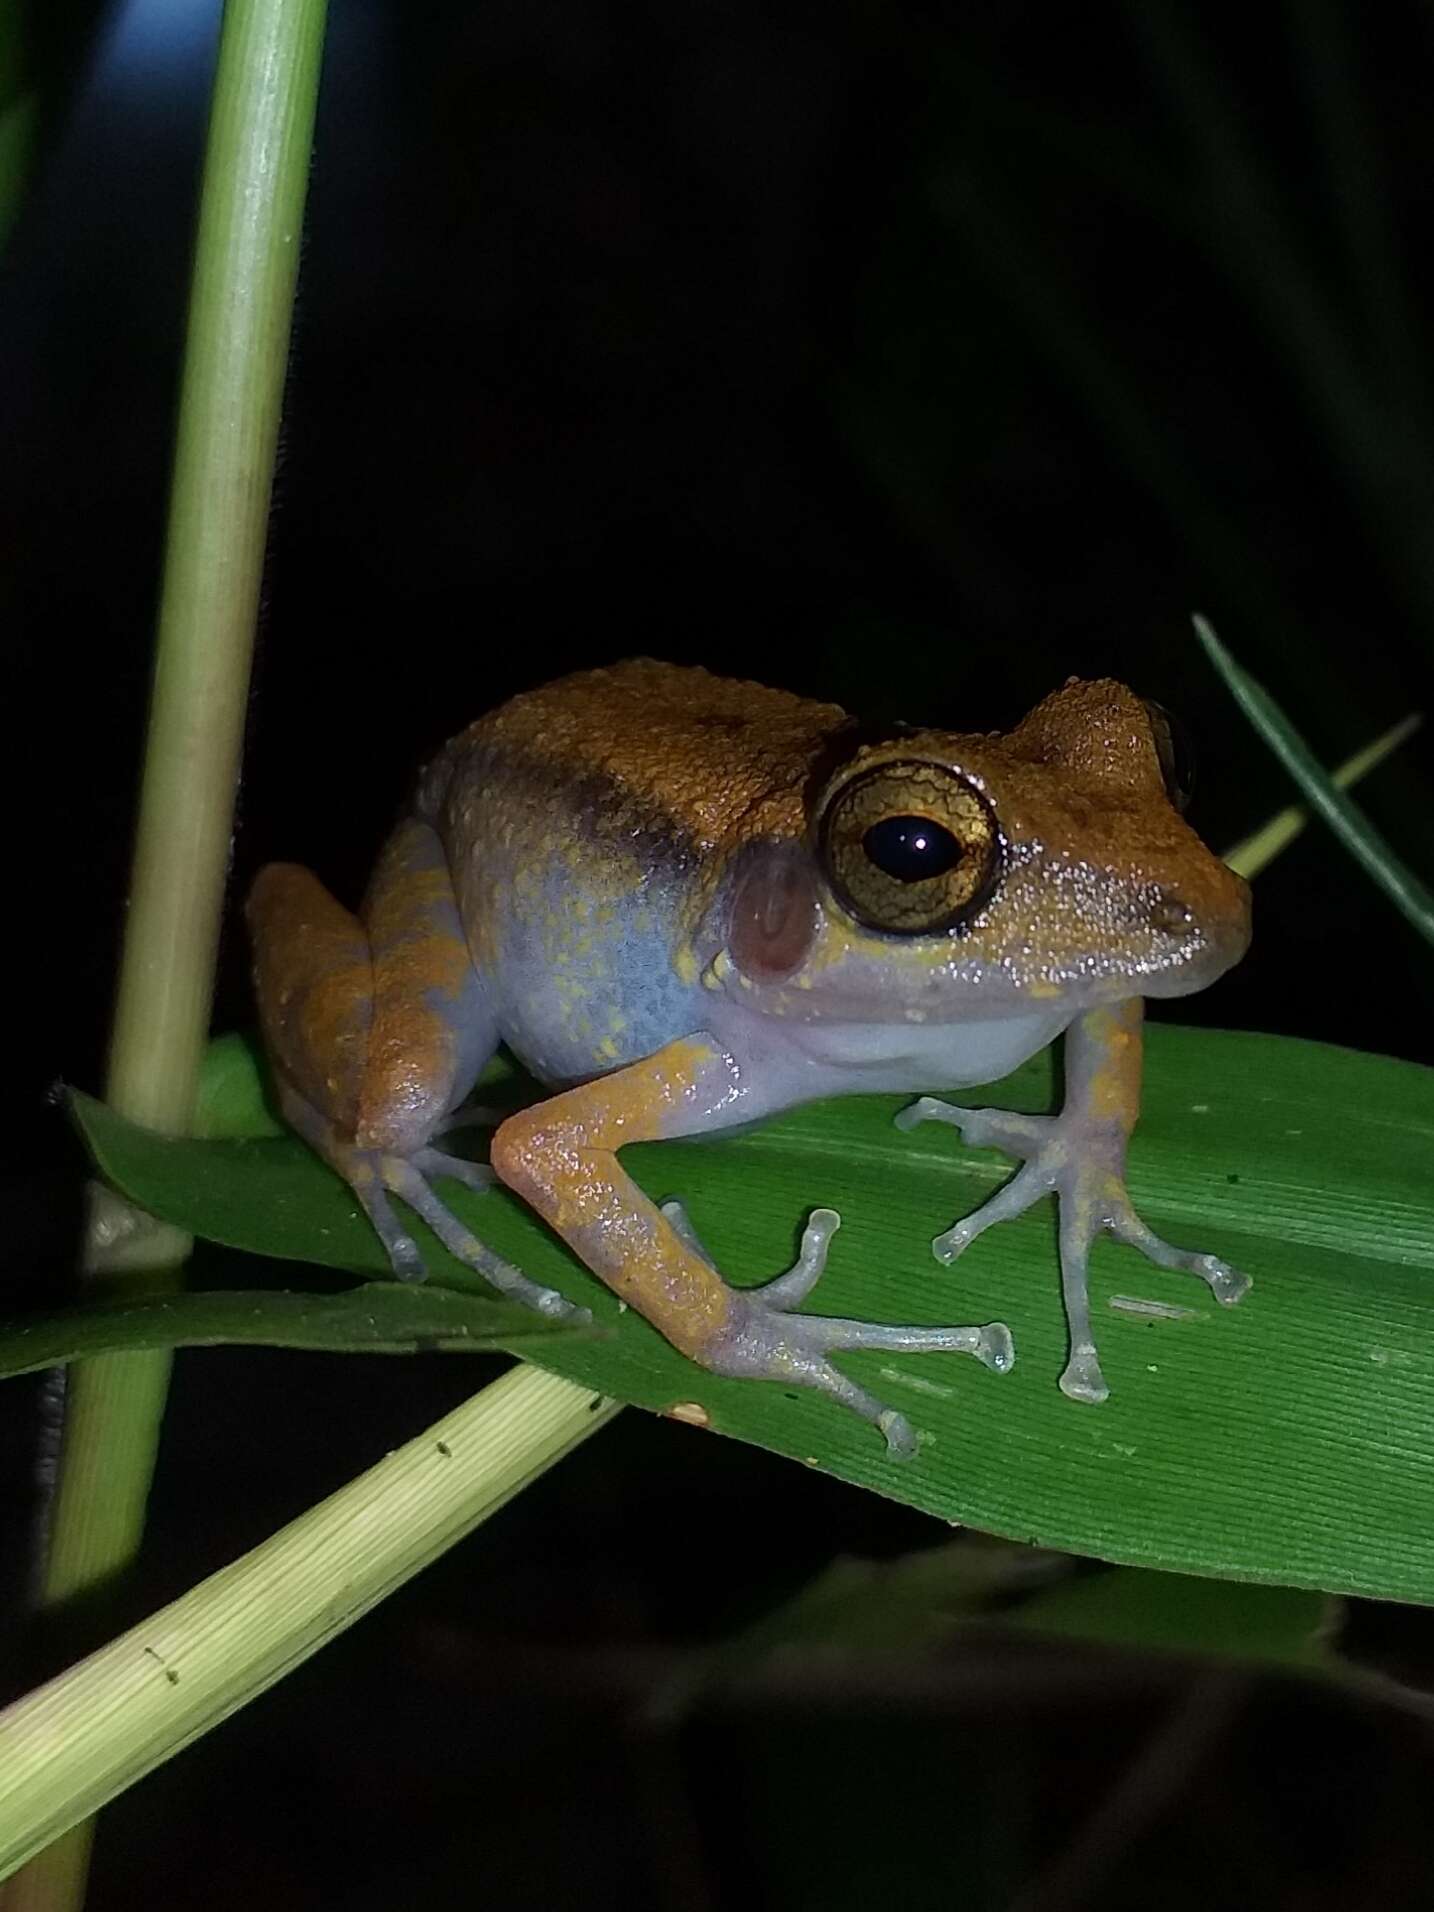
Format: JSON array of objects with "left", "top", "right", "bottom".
[{"left": 247, "top": 660, "right": 1251, "bottom": 1456}]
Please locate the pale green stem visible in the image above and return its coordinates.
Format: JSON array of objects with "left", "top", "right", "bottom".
[
  {"left": 1223, "top": 712, "right": 1422, "bottom": 879},
  {"left": 0, "top": 1369, "right": 620, "bottom": 1883},
  {"left": 107, "top": 0, "right": 328, "bottom": 1134},
  {"left": 10, "top": 4, "right": 330, "bottom": 1906}
]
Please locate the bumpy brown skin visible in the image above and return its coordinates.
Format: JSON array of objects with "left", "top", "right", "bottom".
[
  {"left": 249, "top": 660, "right": 1251, "bottom": 1451},
  {"left": 802, "top": 675, "right": 1247, "bottom": 1003},
  {"left": 426, "top": 659, "right": 844, "bottom": 849},
  {"left": 428, "top": 663, "right": 1247, "bottom": 1006}
]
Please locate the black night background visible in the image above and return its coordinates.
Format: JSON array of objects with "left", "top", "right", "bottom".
[{"left": 5, "top": 4, "right": 1434, "bottom": 1906}]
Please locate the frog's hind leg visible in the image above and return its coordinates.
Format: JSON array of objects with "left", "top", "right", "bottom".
[
  {"left": 247, "top": 818, "right": 587, "bottom": 1320},
  {"left": 490, "top": 1037, "right": 1014, "bottom": 1456}
]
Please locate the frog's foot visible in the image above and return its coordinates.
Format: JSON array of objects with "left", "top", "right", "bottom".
[
  {"left": 659, "top": 1200, "right": 1014, "bottom": 1457},
  {"left": 895, "top": 1096, "right": 1249, "bottom": 1405},
  {"left": 358, "top": 1147, "right": 589, "bottom": 1322},
  {"left": 285, "top": 1094, "right": 590, "bottom": 1323}
]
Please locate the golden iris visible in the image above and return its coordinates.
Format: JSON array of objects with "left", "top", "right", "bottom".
[{"left": 818, "top": 761, "right": 1001, "bottom": 935}]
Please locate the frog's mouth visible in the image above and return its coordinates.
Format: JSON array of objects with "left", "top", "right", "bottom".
[
  {"left": 709, "top": 888, "right": 1250, "bottom": 1022},
  {"left": 1133, "top": 921, "right": 1250, "bottom": 999}
]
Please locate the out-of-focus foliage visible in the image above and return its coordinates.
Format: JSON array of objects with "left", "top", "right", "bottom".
[{"left": 0, "top": 3, "right": 110, "bottom": 252}]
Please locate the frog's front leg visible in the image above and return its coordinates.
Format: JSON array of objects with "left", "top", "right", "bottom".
[
  {"left": 896, "top": 999, "right": 1250, "bottom": 1404},
  {"left": 490, "top": 1037, "right": 1013, "bottom": 1457},
  {"left": 247, "top": 820, "right": 587, "bottom": 1321}
]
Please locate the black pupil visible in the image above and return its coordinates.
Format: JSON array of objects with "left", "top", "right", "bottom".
[{"left": 863, "top": 815, "right": 962, "bottom": 883}]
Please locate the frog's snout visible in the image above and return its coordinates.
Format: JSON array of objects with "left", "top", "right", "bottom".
[
  {"left": 1147, "top": 862, "right": 1251, "bottom": 995},
  {"left": 1148, "top": 890, "right": 1196, "bottom": 935}
]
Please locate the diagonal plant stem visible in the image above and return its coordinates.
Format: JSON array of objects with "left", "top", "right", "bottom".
[
  {"left": 7, "top": 3, "right": 330, "bottom": 1906},
  {"left": 1222, "top": 711, "right": 1421, "bottom": 880},
  {"left": 0, "top": 1368, "right": 621, "bottom": 1883},
  {"left": 1197, "top": 616, "right": 1434, "bottom": 942}
]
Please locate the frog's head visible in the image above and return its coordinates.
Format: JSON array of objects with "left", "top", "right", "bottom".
[{"left": 709, "top": 677, "right": 1251, "bottom": 1022}]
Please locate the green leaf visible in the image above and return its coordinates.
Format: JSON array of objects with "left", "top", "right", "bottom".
[
  {"left": 195, "top": 1030, "right": 285, "bottom": 1137},
  {"left": 727, "top": 1548, "right": 1334, "bottom": 1680},
  {"left": 1195, "top": 615, "right": 1434, "bottom": 942},
  {"left": 732, "top": 1538, "right": 1065, "bottom": 1657},
  {"left": 0, "top": 1282, "right": 577, "bottom": 1381},
  {"left": 1, "top": 4, "right": 114, "bottom": 255},
  {"left": 71, "top": 1024, "right": 1434, "bottom": 1602},
  {"left": 1006, "top": 1564, "right": 1336, "bottom": 1671}
]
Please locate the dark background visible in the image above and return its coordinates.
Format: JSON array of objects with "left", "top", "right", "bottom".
[{"left": 5, "top": 1, "right": 1434, "bottom": 1906}]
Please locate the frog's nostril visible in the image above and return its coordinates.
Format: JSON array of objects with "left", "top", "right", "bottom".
[{"left": 1149, "top": 892, "right": 1193, "bottom": 934}]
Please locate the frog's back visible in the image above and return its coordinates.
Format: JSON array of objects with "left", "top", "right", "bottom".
[
  {"left": 419, "top": 662, "right": 850, "bottom": 1083},
  {"left": 428, "top": 660, "right": 847, "bottom": 846}
]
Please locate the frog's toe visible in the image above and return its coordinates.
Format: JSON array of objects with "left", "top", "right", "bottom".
[
  {"left": 660, "top": 1201, "right": 1008, "bottom": 1451},
  {"left": 376, "top": 1153, "right": 590, "bottom": 1322},
  {"left": 413, "top": 1147, "right": 497, "bottom": 1194},
  {"left": 978, "top": 1320, "right": 1016, "bottom": 1373},
  {"left": 660, "top": 1201, "right": 842, "bottom": 1306},
  {"left": 1059, "top": 1346, "right": 1109, "bottom": 1405},
  {"left": 702, "top": 1288, "right": 1013, "bottom": 1457},
  {"left": 658, "top": 1199, "right": 716, "bottom": 1268},
  {"left": 893, "top": 1095, "right": 956, "bottom": 1133},
  {"left": 1107, "top": 1206, "right": 1252, "bottom": 1307},
  {"left": 877, "top": 1409, "right": 918, "bottom": 1459},
  {"left": 931, "top": 1159, "right": 1055, "bottom": 1264},
  {"left": 900, "top": 1069, "right": 1252, "bottom": 1406},
  {"left": 756, "top": 1208, "right": 842, "bottom": 1308},
  {"left": 351, "top": 1175, "right": 429, "bottom": 1283},
  {"left": 1208, "top": 1262, "right": 1252, "bottom": 1307},
  {"left": 896, "top": 1096, "right": 1051, "bottom": 1155}
]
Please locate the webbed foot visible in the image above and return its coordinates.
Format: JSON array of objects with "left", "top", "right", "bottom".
[
  {"left": 660, "top": 1201, "right": 1013, "bottom": 1456},
  {"left": 896, "top": 1094, "right": 1248, "bottom": 1404},
  {"left": 286, "top": 1093, "right": 591, "bottom": 1323}
]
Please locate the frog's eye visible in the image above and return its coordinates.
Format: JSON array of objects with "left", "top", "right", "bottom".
[
  {"left": 1141, "top": 700, "right": 1195, "bottom": 814},
  {"left": 818, "top": 762, "right": 1001, "bottom": 935}
]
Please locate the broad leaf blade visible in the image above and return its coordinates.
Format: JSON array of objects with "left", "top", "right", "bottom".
[{"left": 70, "top": 1024, "right": 1434, "bottom": 1602}]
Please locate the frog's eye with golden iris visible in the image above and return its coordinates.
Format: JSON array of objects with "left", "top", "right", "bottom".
[{"left": 817, "top": 761, "right": 1001, "bottom": 935}]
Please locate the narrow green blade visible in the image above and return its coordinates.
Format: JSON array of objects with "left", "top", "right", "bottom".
[
  {"left": 0, "top": 1282, "right": 575, "bottom": 1380},
  {"left": 1195, "top": 615, "right": 1434, "bottom": 941}
]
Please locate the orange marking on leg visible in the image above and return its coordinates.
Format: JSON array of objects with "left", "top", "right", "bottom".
[
  {"left": 247, "top": 864, "right": 375, "bottom": 1134},
  {"left": 357, "top": 820, "right": 486, "bottom": 1152},
  {"left": 490, "top": 1038, "right": 743, "bottom": 1359},
  {"left": 1083, "top": 1000, "right": 1144, "bottom": 1133}
]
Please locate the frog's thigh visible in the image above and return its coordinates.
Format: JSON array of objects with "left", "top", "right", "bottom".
[
  {"left": 489, "top": 1037, "right": 746, "bottom": 1359},
  {"left": 248, "top": 818, "right": 493, "bottom": 1150}
]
